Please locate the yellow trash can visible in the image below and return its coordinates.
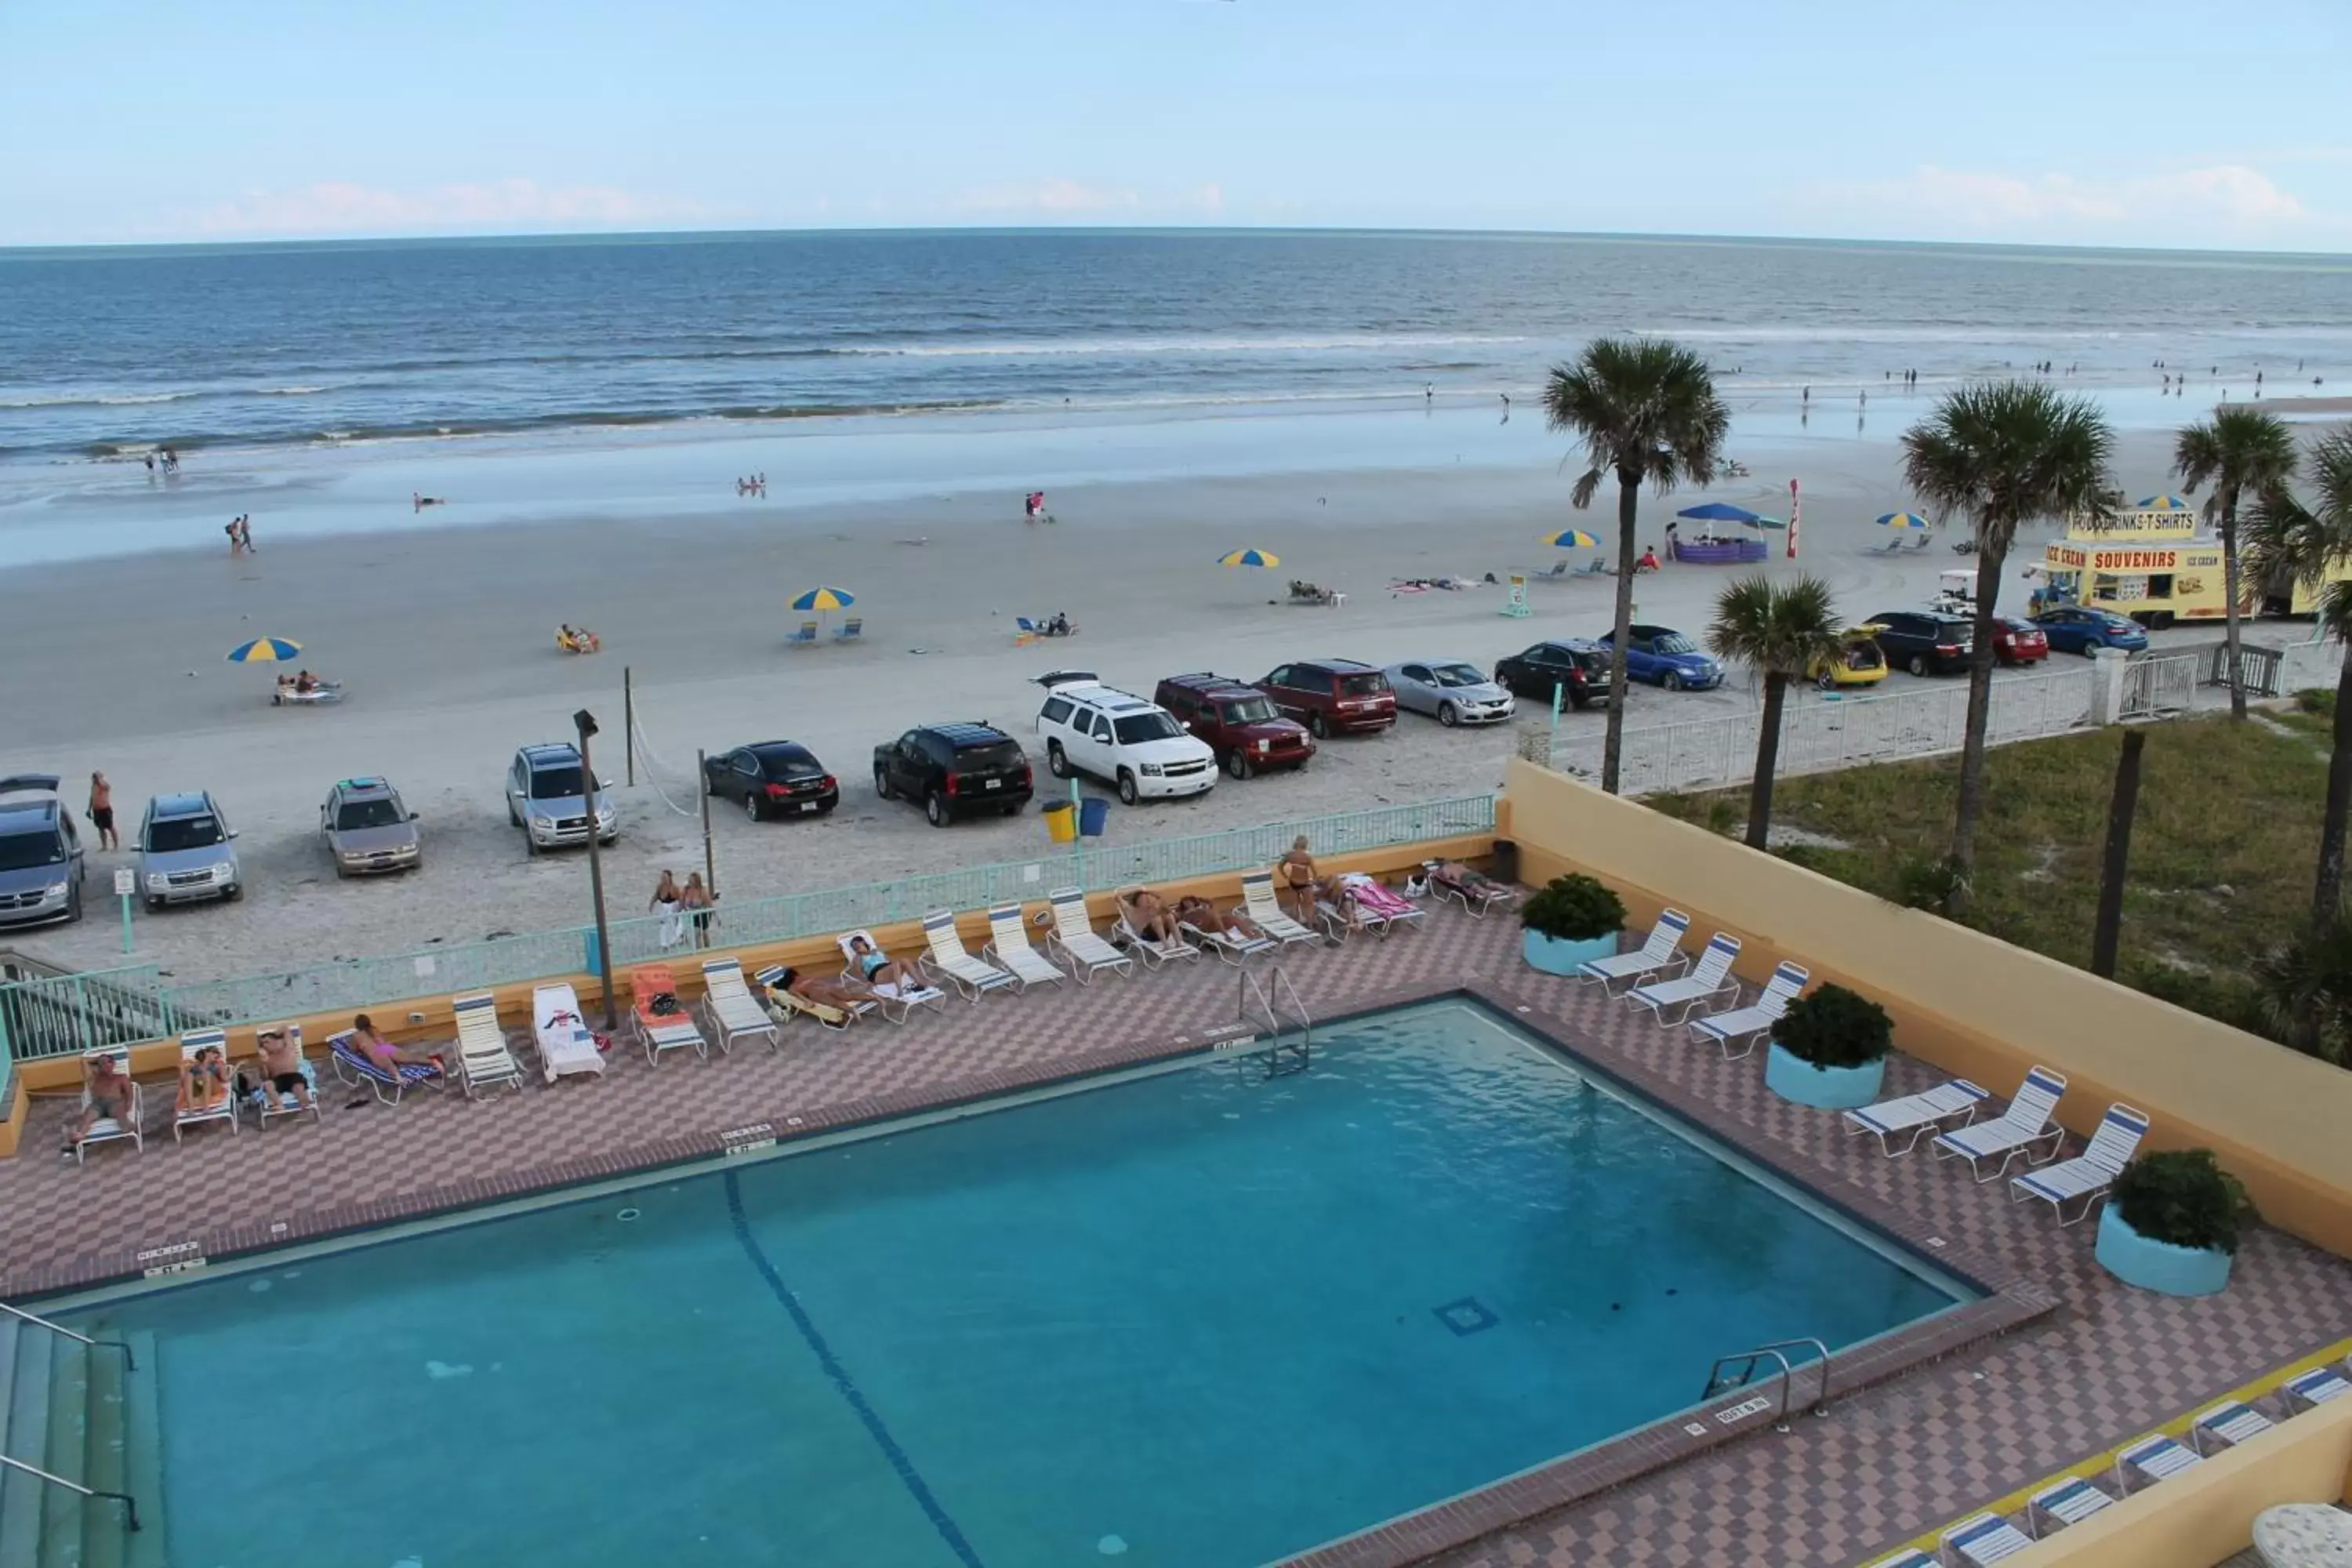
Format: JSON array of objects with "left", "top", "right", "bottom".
[{"left": 1044, "top": 800, "right": 1078, "bottom": 844}]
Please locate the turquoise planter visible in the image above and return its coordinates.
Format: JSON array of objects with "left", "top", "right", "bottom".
[
  {"left": 1764, "top": 1042, "right": 1886, "bottom": 1110},
  {"left": 2095, "top": 1206, "right": 2233, "bottom": 1297},
  {"left": 1522, "top": 929, "right": 1620, "bottom": 976}
]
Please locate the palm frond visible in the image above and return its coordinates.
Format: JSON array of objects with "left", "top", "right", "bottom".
[{"left": 1900, "top": 380, "right": 2117, "bottom": 557}]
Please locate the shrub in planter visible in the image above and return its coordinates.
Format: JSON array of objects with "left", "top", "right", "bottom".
[
  {"left": 1765, "top": 982, "right": 1893, "bottom": 1109},
  {"left": 1519, "top": 874, "right": 1626, "bottom": 975},
  {"left": 2096, "top": 1149, "right": 2254, "bottom": 1296}
]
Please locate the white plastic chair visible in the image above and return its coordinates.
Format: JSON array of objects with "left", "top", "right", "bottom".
[
  {"left": 451, "top": 993, "right": 525, "bottom": 1097},
  {"left": 983, "top": 904, "right": 1067, "bottom": 989},
  {"left": 701, "top": 957, "right": 782, "bottom": 1051},
  {"left": 1575, "top": 908, "right": 1690, "bottom": 992},
  {"left": 1686, "top": 960, "right": 1809, "bottom": 1059},
  {"left": 920, "top": 909, "right": 1018, "bottom": 1000},
  {"left": 1842, "top": 1080, "right": 1988, "bottom": 1156},
  {"left": 1626, "top": 933, "right": 1741, "bottom": 1025},
  {"left": 2009, "top": 1103, "right": 2147, "bottom": 1224},
  {"left": 1044, "top": 890, "right": 1132, "bottom": 983},
  {"left": 172, "top": 1028, "right": 238, "bottom": 1142},
  {"left": 1931, "top": 1066, "right": 2069, "bottom": 1181}
]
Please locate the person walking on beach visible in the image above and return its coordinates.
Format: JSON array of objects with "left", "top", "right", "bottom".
[
  {"left": 87, "top": 771, "right": 117, "bottom": 850},
  {"left": 682, "top": 872, "right": 715, "bottom": 949},
  {"left": 651, "top": 870, "right": 684, "bottom": 951},
  {"left": 226, "top": 517, "right": 241, "bottom": 554},
  {"left": 1424, "top": 382, "right": 1433, "bottom": 406},
  {"left": 1664, "top": 521, "right": 1679, "bottom": 562}
]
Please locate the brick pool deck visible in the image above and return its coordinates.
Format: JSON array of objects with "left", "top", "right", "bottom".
[{"left": 5, "top": 909, "right": 2348, "bottom": 1567}]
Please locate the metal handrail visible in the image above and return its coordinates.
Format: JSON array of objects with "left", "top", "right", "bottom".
[
  {"left": 0, "top": 1452, "right": 141, "bottom": 1531},
  {"left": 1236, "top": 965, "right": 1313, "bottom": 1076},
  {"left": 1703, "top": 1337, "right": 1832, "bottom": 1433},
  {"left": 0, "top": 1299, "right": 133, "bottom": 1370}
]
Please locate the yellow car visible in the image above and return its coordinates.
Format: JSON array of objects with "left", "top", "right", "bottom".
[{"left": 1812, "top": 626, "right": 1889, "bottom": 691}]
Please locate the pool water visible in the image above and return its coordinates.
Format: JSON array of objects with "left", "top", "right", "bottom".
[{"left": 75, "top": 999, "right": 1965, "bottom": 1567}]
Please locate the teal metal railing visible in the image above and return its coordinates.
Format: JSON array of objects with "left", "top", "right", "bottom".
[{"left": 0, "top": 794, "right": 1494, "bottom": 1058}]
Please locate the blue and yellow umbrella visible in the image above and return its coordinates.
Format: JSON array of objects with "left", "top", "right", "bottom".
[
  {"left": 1539, "top": 529, "right": 1600, "bottom": 549},
  {"left": 226, "top": 636, "right": 302, "bottom": 663},
  {"left": 2136, "top": 494, "right": 2194, "bottom": 512},
  {"left": 789, "top": 586, "right": 855, "bottom": 612},
  {"left": 1876, "top": 512, "right": 1934, "bottom": 532},
  {"left": 1217, "top": 548, "right": 1279, "bottom": 568}
]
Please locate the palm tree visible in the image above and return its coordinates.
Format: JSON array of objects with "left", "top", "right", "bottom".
[
  {"left": 1704, "top": 574, "right": 1843, "bottom": 848},
  {"left": 1544, "top": 337, "right": 1729, "bottom": 793},
  {"left": 1902, "top": 382, "right": 2115, "bottom": 918},
  {"left": 2175, "top": 406, "right": 2300, "bottom": 720}
]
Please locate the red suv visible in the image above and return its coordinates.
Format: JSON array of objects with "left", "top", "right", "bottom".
[
  {"left": 1255, "top": 660, "right": 1397, "bottom": 737},
  {"left": 1154, "top": 674, "right": 1317, "bottom": 779}
]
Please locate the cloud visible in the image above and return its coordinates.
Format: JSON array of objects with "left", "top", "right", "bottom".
[
  {"left": 1802, "top": 162, "right": 2325, "bottom": 243},
  {"left": 944, "top": 177, "right": 1227, "bottom": 222},
  {"left": 189, "top": 178, "right": 699, "bottom": 238}
]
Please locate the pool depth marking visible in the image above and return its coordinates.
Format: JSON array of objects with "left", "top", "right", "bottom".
[{"left": 723, "top": 1168, "right": 987, "bottom": 1568}]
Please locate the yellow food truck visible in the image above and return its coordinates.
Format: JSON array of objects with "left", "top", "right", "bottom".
[{"left": 2036, "top": 505, "right": 2350, "bottom": 628}]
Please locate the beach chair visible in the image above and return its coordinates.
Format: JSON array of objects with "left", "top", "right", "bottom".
[
  {"left": 1238, "top": 872, "right": 1319, "bottom": 947},
  {"left": 833, "top": 618, "right": 862, "bottom": 644},
  {"left": 1842, "top": 1079, "right": 1989, "bottom": 1156},
  {"left": 753, "top": 965, "right": 865, "bottom": 1030},
  {"left": 73, "top": 1045, "right": 144, "bottom": 1163},
  {"left": 919, "top": 909, "right": 1018, "bottom": 1000},
  {"left": 1575, "top": 908, "right": 1690, "bottom": 993},
  {"left": 2024, "top": 1476, "right": 2114, "bottom": 1537},
  {"left": 1116, "top": 903, "right": 1200, "bottom": 968},
  {"left": 2112, "top": 1431, "right": 2202, "bottom": 1493},
  {"left": 1044, "top": 888, "right": 1133, "bottom": 983},
  {"left": 1322, "top": 873, "right": 1423, "bottom": 939},
  {"left": 983, "top": 904, "right": 1067, "bottom": 989},
  {"left": 1422, "top": 859, "right": 1512, "bottom": 917},
  {"left": 1626, "top": 933, "right": 1741, "bottom": 1026},
  {"left": 700, "top": 957, "right": 781, "bottom": 1052},
  {"left": 172, "top": 1027, "right": 238, "bottom": 1142},
  {"left": 1931, "top": 1066, "right": 2069, "bottom": 1181},
  {"left": 1861, "top": 1552, "right": 1935, "bottom": 1568},
  {"left": 785, "top": 620, "right": 818, "bottom": 648},
  {"left": 1686, "top": 960, "right": 1809, "bottom": 1060},
  {"left": 630, "top": 963, "right": 709, "bottom": 1063},
  {"left": 451, "top": 993, "right": 525, "bottom": 1098},
  {"left": 2189, "top": 1399, "right": 2274, "bottom": 1454},
  {"left": 327, "top": 1029, "right": 443, "bottom": 1105},
  {"left": 2010, "top": 1103, "right": 2148, "bottom": 1224},
  {"left": 530, "top": 984, "right": 608, "bottom": 1083},
  {"left": 1940, "top": 1512, "right": 2034, "bottom": 1566},
  {"left": 832, "top": 931, "right": 946, "bottom": 1022},
  {"left": 2285, "top": 1362, "right": 2352, "bottom": 1409},
  {"left": 1181, "top": 916, "right": 1276, "bottom": 965},
  {"left": 245, "top": 1024, "right": 322, "bottom": 1127}
]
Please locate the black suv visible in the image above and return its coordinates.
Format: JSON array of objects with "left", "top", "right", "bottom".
[
  {"left": 873, "top": 723, "right": 1034, "bottom": 827},
  {"left": 1868, "top": 610, "right": 1975, "bottom": 676},
  {"left": 1493, "top": 641, "right": 1616, "bottom": 709}
]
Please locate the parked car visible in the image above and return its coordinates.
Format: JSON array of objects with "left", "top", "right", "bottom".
[
  {"left": 1493, "top": 641, "right": 1616, "bottom": 709},
  {"left": 704, "top": 741, "right": 840, "bottom": 820},
  {"left": 504, "top": 742, "right": 616, "bottom": 854},
  {"left": 1994, "top": 617, "right": 2050, "bottom": 666},
  {"left": 2033, "top": 604, "right": 2150, "bottom": 656},
  {"left": 873, "top": 723, "right": 1033, "bottom": 826},
  {"left": 320, "top": 776, "right": 421, "bottom": 877},
  {"left": 1593, "top": 625, "right": 1723, "bottom": 691},
  {"left": 1254, "top": 659, "right": 1398, "bottom": 736},
  {"left": 136, "top": 790, "right": 241, "bottom": 907},
  {"left": 0, "top": 774, "right": 85, "bottom": 927},
  {"left": 1154, "top": 673, "right": 1316, "bottom": 778},
  {"left": 1381, "top": 659, "right": 1515, "bottom": 726},
  {"left": 1035, "top": 675, "right": 1218, "bottom": 804},
  {"left": 1810, "top": 626, "right": 1889, "bottom": 691},
  {"left": 1867, "top": 610, "right": 1975, "bottom": 677}
]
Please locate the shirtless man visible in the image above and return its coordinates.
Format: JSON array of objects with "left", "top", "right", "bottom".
[
  {"left": 1120, "top": 887, "right": 1178, "bottom": 943},
  {"left": 64, "top": 1053, "right": 136, "bottom": 1156},
  {"left": 1174, "top": 895, "right": 1264, "bottom": 943},
  {"left": 252, "top": 1027, "right": 314, "bottom": 1112},
  {"left": 88, "top": 771, "right": 118, "bottom": 850}
]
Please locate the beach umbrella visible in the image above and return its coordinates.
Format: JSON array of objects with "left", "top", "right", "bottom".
[
  {"left": 2136, "top": 494, "right": 2194, "bottom": 511},
  {"left": 1538, "top": 529, "right": 1600, "bottom": 549},
  {"left": 1217, "top": 548, "right": 1279, "bottom": 568},
  {"left": 789, "top": 586, "right": 855, "bottom": 612},
  {"left": 1675, "top": 502, "right": 1766, "bottom": 525},
  {"left": 1876, "top": 511, "right": 1935, "bottom": 532},
  {"left": 226, "top": 636, "right": 302, "bottom": 663}
]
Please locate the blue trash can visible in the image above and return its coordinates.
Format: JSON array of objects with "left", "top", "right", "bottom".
[{"left": 1079, "top": 797, "right": 1110, "bottom": 838}]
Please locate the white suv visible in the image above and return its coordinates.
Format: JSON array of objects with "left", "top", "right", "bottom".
[{"left": 1034, "top": 673, "right": 1218, "bottom": 804}]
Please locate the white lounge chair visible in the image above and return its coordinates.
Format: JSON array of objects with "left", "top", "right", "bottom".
[
  {"left": 1239, "top": 872, "right": 1319, "bottom": 946},
  {"left": 983, "top": 904, "right": 1067, "bottom": 989},
  {"left": 2112, "top": 1431, "right": 2201, "bottom": 1492},
  {"left": 1575, "top": 908, "right": 1690, "bottom": 993},
  {"left": 919, "top": 909, "right": 1018, "bottom": 1000},
  {"left": 1422, "top": 858, "right": 1512, "bottom": 917},
  {"left": 833, "top": 931, "right": 947, "bottom": 1022},
  {"left": 2010, "top": 1102, "right": 2148, "bottom": 1224},
  {"left": 2190, "top": 1399, "right": 2274, "bottom": 1454},
  {"left": 172, "top": 1027, "right": 238, "bottom": 1142},
  {"left": 73, "top": 1045, "right": 144, "bottom": 1163},
  {"left": 701, "top": 957, "right": 782, "bottom": 1051},
  {"left": 1842, "top": 1079, "right": 1989, "bottom": 1156},
  {"left": 2285, "top": 1363, "right": 2352, "bottom": 1409},
  {"left": 1626, "top": 932, "right": 1742, "bottom": 1026},
  {"left": 327, "top": 1029, "right": 443, "bottom": 1104},
  {"left": 530, "top": 983, "right": 608, "bottom": 1083},
  {"left": 1932, "top": 1066, "right": 2069, "bottom": 1181},
  {"left": 246, "top": 1024, "right": 321, "bottom": 1127},
  {"left": 1117, "top": 907, "right": 1200, "bottom": 968},
  {"left": 1940, "top": 1512, "right": 2034, "bottom": 1566},
  {"left": 2025, "top": 1476, "right": 2114, "bottom": 1537},
  {"left": 1044, "top": 889, "right": 1132, "bottom": 984},
  {"left": 1862, "top": 1552, "right": 1935, "bottom": 1568},
  {"left": 451, "top": 993, "right": 525, "bottom": 1098},
  {"left": 1686, "top": 960, "right": 1809, "bottom": 1059},
  {"left": 1181, "top": 917, "right": 1276, "bottom": 965}
]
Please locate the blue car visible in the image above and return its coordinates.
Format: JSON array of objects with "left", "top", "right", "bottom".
[
  {"left": 2031, "top": 605, "right": 2149, "bottom": 655},
  {"left": 1595, "top": 624, "right": 1724, "bottom": 691}
]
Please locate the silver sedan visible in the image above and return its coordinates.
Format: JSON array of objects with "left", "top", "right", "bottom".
[{"left": 1382, "top": 659, "right": 1517, "bottom": 727}]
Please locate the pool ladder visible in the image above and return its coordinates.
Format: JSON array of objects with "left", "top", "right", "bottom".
[
  {"left": 1702, "top": 1337, "right": 1831, "bottom": 1433},
  {"left": 1236, "top": 965, "right": 1312, "bottom": 1079}
]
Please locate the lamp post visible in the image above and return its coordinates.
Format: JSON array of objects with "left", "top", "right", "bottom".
[{"left": 575, "top": 708, "right": 617, "bottom": 1029}]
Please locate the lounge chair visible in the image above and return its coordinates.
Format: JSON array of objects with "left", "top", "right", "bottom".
[
  {"left": 1686, "top": 960, "right": 1809, "bottom": 1060},
  {"left": 700, "top": 957, "right": 782, "bottom": 1052},
  {"left": 2112, "top": 1431, "right": 2202, "bottom": 1492},
  {"left": 2025, "top": 1476, "right": 2114, "bottom": 1537},
  {"left": 833, "top": 618, "right": 862, "bottom": 644},
  {"left": 1931, "top": 1066, "right": 2069, "bottom": 1181},
  {"left": 785, "top": 620, "right": 818, "bottom": 648},
  {"left": 1181, "top": 916, "right": 1276, "bottom": 965},
  {"left": 1575, "top": 908, "right": 1691, "bottom": 992},
  {"left": 2285, "top": 1362, "right": 2352, "bottom": 1409},
  {"left": 754, "top": 965, "right": 865, "bottom": 1030},
  {"left": 451, "top": 993, "right": 525, "bottom": 1098},
  {"left": 2190, "top": 1399, "right": 2274, "bottom": 1454},
  {"left": 1940, "top": 1512, "right": 2034, "bottom": 1566},
  {"left": 1422, "top": 859, "right": 1512, "bottom": 917},
  {"left": 1626, "top": 933, "right": 1742, "bottom": 1026},
  {"left": 1238, "top": 872, "right": 1319, "bottom": 946},
  {"left": 630, "top": 963, "right": 710, "bottom": 1063},
  {"left": 246, "top": 1024, "right": 321, "bottom": 1127},
  {"left": 2010, "top": 1102, "right": 2148, "bottom": 1224},
  {"left": 1044, "top": 888, "right": 1133, "bottom": 983},
  {"left": 919, "top": 909, "right": 1018, "bottom": 1000},
  {"left": 832, "top": 931, "right": 946, "bottom": 1022},
  {"left": 1117, "top": 905, "right": 1201, "bottom": 968},
  {"left": 1319, "top": 873, "right": 1423, "bottom": 940},
  {"left": 74, "top": 1045, "right": 144, "bottom": 1163},
  {"left": 530, "top": 984, "right": 608, "bottom": 1083},
  {"left": 983, "top": 904, "right": 1067, "bottom": 989},
  {"left": 1842, "top": 1079, "right": 1990, "bottom": 1156},
  {"left": 1862, "top": 1552, "right": 1935, "bottom": 1568},
  {"left": 172, "top": 1027, "right": 238, "bottom": 1142},
  {"left": 327, "top": 1029, "right": 443, "bottom": 1105}
]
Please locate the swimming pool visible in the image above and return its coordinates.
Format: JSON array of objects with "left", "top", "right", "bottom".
[{"left": 67, "top": 998, "right": 1968, "bottom": 1567}]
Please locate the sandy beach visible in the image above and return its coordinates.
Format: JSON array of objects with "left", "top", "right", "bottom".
[{"left": 0, "top": 411, "right": 2215, "bottom": 982}]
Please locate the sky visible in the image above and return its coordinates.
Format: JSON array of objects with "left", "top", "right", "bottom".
[{"left": 5, "top": 0, "right": 2350, "bottom": 252}]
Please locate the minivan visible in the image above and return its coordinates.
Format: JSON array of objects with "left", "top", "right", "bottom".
[{"left": 0, "top": 775, "right": 87, "bottom": 927}]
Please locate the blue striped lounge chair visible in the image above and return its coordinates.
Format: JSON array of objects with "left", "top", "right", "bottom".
[
  {"left": 2009, "top": 1103, "right": 2147, "bottom": 1225},
  {"left": 451, "top": 993, "right": 526, "bottom": 1097},
  {"left": 919, "top": 909, "right": 1019, "bottom": 999},
  {"left": 328, "top": 1029, "right": 443, "bottom": 1105},
  {"left": 246, "top": 1023, "right": 321, "bottom": 1127},
  {"left": 1686, "top": 960, "right": 1809, "bottom": 1060},
  {"left": 2190, "top": 1399, "right": 2274, "bottom": 1455},
  {"left": 2285, "top": 1361, "right": 2352, "bottom": 1410},
  {"left": 1626, "top": 932, "right": 1741, "bottom": 1026},
  {"left": 1575, "top": 908, "right": 1690, "bottom": 992},
  {"left": 1044, "top": 889, "right": 1133, "bottom": 984},
  {"left": 1842, "top": 1079, "right": 1989, "bottom": 1157},
  {"left": 2112, "top": 1430, "right": 2201, "bottom": 1492},
  {"left": 1931, "top": 1066, "right": 2067, "bottom": 1181},
  {"left": 1862, "top": 1552, "right": 1935, "bottom": 1568},
  {"left": 2024, "top": 1475, "right": 2113, "bottom": 1537},
  {"left": 1940, "top": 1511, "right": 2034, "bottom": 1565}
]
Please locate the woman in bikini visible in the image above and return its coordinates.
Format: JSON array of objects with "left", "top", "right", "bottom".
[
  {"left": 1279, "top": 837, "right": 1323, "bottom": 921},
  {"left": 844, "top": 935, "right": 920, "bottom": 993}
]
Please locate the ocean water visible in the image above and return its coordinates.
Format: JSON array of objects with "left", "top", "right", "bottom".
[
  {"left": 70, "top": 1000, "right": 1965, "bottom": 1568},
  {"left": 4, "top": 229, "right": 2350, "bottom": 462}
]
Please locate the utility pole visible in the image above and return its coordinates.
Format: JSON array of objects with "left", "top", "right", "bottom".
[
  {"left": 576, "top": 709, "right": 617, "bottom": 1029},
  {"left": 697, "top": 747, "right": 717, "bottom": 898}
]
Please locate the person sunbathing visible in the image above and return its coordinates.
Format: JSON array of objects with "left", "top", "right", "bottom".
[
  {"left": 251, "top": 1027, "right": 314, "bottom": 1112},
  {"left": 1175, "top": 895, "right": 1264, "bottom": 942},
  {"left": 1431, "top": 860, "right": 1518, "bottom": 905},
  {"left": 844, "top": 935, "right": 920, "bottom": 993},
  {"left": 559, "top": 624, "right": 601, "bottom": 653},
  {"left": 761, "top": 966, "right": 874, "bottom": 1014},
  {"left": 176, "top": 1042, "right": 231, "bottom": 1115},
  {"left": 350, "top": 1014, "right": 441, "bottom": 1079},
  {"left": 1120, "top": 887, "right": 1178, "bottom": 942},
  {"left": 64, "top": 1054, "right": 136, "bottom": 1156}
]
